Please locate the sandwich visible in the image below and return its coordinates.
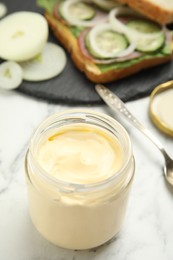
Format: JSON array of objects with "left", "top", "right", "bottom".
[{"left": 38, "top": 0, "right": 173, "bottom": 83}]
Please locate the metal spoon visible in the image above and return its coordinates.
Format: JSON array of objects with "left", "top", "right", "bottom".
[{"left": 96, "top": 84, "right": 173, "bottom": 186}]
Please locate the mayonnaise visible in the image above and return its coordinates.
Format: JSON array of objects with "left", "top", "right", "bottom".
[
  {"left": 25, "top": 110, "right": 135, "bottom": 250},
  {"left": 151, "top": 88, "right": 173, "bottom": 129},
  {"left": 37, "top": 124, "right": 123, "bottom": 184}
]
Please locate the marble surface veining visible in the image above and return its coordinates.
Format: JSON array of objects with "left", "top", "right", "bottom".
[{"left": 0, "top": 90, "right": 173, "bottom": 260}]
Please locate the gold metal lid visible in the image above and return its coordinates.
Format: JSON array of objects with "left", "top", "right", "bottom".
[{"left": 149, "top": 80, "right": 173, "bottom": 137}]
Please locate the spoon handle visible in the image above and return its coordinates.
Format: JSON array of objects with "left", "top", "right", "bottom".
[{"left": 95, "top": 84, "right": 169, "bottom": 160}]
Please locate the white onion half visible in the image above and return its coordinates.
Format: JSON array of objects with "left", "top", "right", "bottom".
[
  {"left": 0, "top": 61, "right": 23, "bottom": 90},
  {"left": 88, "top": 23, "right": 136, "bottom": 58},
  {"left": 0, "top": 2, "right": 7, "bottom": 18},
  {"left": 109, "top": 7, "right": 164, "bottom": 43},
  {"left": 19, "top": 42, "right": 66, "bottom": 81},
  {"left": 0, "top": 12, "right": 48, "bottom": 61},
  {"left": 60, "top": 0, "right": 107, "bottom": 27}
]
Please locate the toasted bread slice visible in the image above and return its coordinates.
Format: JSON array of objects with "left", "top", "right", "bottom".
[
  {"left": 45, "top": 13, "right": 172, "bottom": 83},
  {"left": 118, "top": 0, "right": 173, "bottom": 25}
]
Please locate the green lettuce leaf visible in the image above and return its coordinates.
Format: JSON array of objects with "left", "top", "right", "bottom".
[
  {"left": 37, "top": 0, "right": 57, "bottom": 13},
  {"left": 69, "top": 26, "right": 85, "bottom": 38},
  {"left": 97, "top": 52, "right": 170, "bottom": 72}
]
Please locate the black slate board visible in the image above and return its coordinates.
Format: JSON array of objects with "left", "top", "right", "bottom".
[{"left": 4, "top": 0, "right": 173, "bottom": 104}]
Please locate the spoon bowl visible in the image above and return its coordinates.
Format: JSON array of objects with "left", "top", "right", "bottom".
[{"left": 164, "top": 156, "right": 173, "bottom": 186}]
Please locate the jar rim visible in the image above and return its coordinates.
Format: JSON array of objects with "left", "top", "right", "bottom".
[{"left": 27, "top": 109, "right": 133, "bottom": 192}]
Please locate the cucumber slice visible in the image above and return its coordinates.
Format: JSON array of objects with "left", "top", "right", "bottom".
[
  {"left": 0, "top": 2, "right": 7, "bottom": 18},
  {"left": 86, "top": 24, "right": 129, "bottom": 59},
  {"left": 93, "top": 0, "right": 121, "bottom": 11},
  {"left": 87, "top": 31, "right": 128, "bottom": 58},
  {"left": 69, "top": 2, "right": 95, "bottom": 20},
  {"left": 60, "top": 1, "right": 96, "bottom": 21},
  {"left": 19, "top": 42, "right": 66, "bottom": 81},
  {"left": 127, "top": 19, "right": 165, "bottom": 52},
  {"left": 127, "top": 19, "right": 161, "bottom": 33},
  {"left": 0, "top": 12, "right": 48, "bottom": 61},
  {"left": 0, "top": 61, "right": 23, "bottom": 89}
]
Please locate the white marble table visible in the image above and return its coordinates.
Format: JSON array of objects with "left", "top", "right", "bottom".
[{"left": 0, "top": 89, "right": 173, "bottom": 260}]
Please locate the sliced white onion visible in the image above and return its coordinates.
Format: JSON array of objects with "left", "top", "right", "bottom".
[
  {"left": 88, "top": 23, "right": 136, "bottom": 58},
  {"left": 0, "top": 2, "right": 7, "bottom": 18},
  {"left": 92, "top": 0, "right": 121, "bottom": 11},
  {"left": 60, "top": 0, "right": 107, "bottom": 27},
  {"left": 109, "top": 7, "right": 164, "bottom": 43},
  {"left": 19, "top": 42, "right": 66, "bottom": 81},
  {"left": 0, "top": 61, "right": 23, "bottom": 90},
  {"left": 0, "top": 12, "right": 48, "bottom": 61}
]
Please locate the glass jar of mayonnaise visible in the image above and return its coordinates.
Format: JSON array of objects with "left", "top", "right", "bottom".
[{"left": 25, "top": 109, "right": 135, "bottom": 250}]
